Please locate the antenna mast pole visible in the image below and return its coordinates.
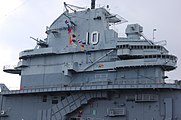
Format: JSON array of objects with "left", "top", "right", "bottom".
[
  {"left": 91, "top": 0, "right": 96, "bottom": 9},
  {"left": 153, "top": 28, "right": 156, "bottom": 42}
]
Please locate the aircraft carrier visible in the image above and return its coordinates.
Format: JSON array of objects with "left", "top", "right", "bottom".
[{"left": 1, "top": 0, "right": 180, "bottom": 120}]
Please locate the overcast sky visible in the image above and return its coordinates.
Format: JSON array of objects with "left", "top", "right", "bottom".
[{"left": 0, "top": 0, "right": 181, "bottom": 89}]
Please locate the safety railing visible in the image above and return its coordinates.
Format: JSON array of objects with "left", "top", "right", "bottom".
[{"left": 20, "top": 79, "right": 180, "bottom": 90}]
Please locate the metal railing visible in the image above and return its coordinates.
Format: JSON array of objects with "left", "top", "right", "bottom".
[
  {"left": 20, "top": 79, "right": 181, "bottom": 90},
  {"left": 3, "top": 65, "right": 17, "bottom": 70}
]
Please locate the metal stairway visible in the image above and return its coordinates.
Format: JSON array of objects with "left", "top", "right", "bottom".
[{"left": 37, "top": 91, "right": 107, "bottom": 120}]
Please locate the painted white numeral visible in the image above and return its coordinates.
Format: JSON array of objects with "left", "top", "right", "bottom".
[{"left": 86, "top": 31, "right": 99, "bottom": 45}]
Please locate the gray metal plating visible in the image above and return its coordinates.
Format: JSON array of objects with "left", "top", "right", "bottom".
[{"left": 1, "top": 0, "right": 180, "bottom": 120}]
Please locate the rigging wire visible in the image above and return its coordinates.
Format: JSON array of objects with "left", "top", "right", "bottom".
[{"left": 0, "top": 0, "right": 28, "bottom": 19}]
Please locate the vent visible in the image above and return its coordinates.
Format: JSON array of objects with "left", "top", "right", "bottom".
[
  {"left": 126, "top": 95, "right": 135, "bottom": 101},
  {"left": 135, "top": 94, "right": 158, "bottom": 102},
  {"left": 107, "top": 107, "right": 126, "bottom": 117},
  {"left": 95, "top": 74, "right": 108, "bottom": 81}
]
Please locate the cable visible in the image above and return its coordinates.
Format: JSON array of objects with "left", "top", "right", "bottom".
[{"left": 0, "top": 0, "right": 28, "bottom": 19}]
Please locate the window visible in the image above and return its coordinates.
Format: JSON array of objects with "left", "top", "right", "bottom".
[
  {"left": 42, "top": 95, "right": 47, "bottom": 102},
  {"left": 52, "top": 97, "right": 58, "bottom": 104}
]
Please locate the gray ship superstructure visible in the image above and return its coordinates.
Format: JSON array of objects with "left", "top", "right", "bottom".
[{"left": 1, "top": 1, "right": 181, "bottom": 120}]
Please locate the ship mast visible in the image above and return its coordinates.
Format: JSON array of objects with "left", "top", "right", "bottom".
[{"left": 91, "top": 0, "right": 96, "bottom": 9}]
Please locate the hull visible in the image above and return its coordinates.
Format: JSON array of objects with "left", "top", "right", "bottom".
[{"left": 1, "top": 84, "right": 181, "bottom": 120}]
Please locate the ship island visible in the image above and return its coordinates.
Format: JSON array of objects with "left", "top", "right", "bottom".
[{"left": 0, "top": 0, "right": 181, "bottom": 120}]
